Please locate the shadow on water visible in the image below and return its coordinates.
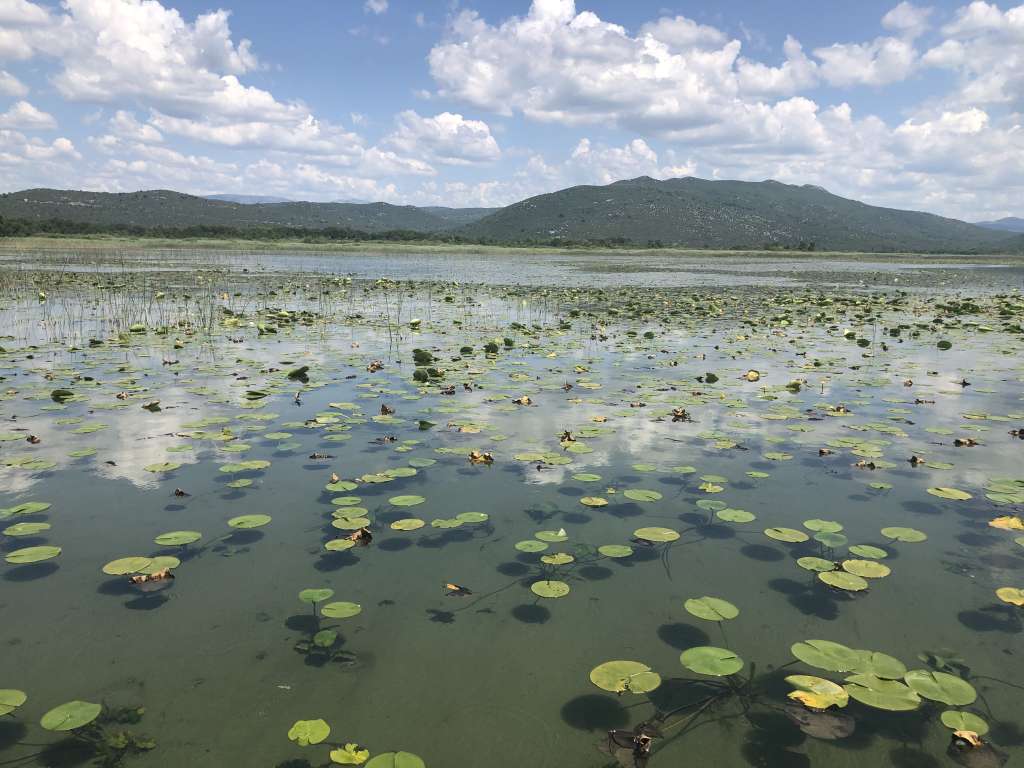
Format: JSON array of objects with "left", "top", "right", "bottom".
[
  {"left": 656, "top": 622, "right": 710, "bottom": 650},
  {"left": 124, "top": 593, "right": 170, "bottom": 611},
  {"left": 511, "top": 603, "right": 551, "bottom": 624},
  {"left": 37, "top": 737, "right": 96, "bottom": 767},
  {"left": 767, "top": 578, "right": 840, "bottom": 621},
  {"left": 740, "top": 544, "right": 784, "bottom": 562},
  {"left": 377, "top": 538, "right": 412, "bottom": 552},
  {"left": 578, "top": 565, "right": 613, "bottom": 581},
  {"left": 496, "top": 561, "right": 530, "bottom": 577},
  {"left": 314, "top": 551, "right": 360, "bottom": 572},
  {"left": 3, "top": 562, "right": 59, "bottom": 582},
  {"left": 560, "top": 694, "right": 629, "bottom": 732},
  {"left": 742, "top": 711, "right": 810, "bottom": 768},
  {"left": 0, "top": 720, "right": 27, "bottom": 751},
  {"left": 957, "top": 605, "right": 1021, "bottom": 633}
]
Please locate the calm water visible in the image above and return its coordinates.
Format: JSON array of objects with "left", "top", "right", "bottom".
[{"left": 0, "top": 248, "right": 1022, "bottom": 768}]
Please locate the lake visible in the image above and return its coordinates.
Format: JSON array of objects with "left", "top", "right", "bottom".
[{"left": 0, "top": 247, "right": 1022, "bottom": 768}]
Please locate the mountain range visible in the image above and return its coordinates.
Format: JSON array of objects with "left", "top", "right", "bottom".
[
  {"left": 974, "top": 216, "right": 1024, "bottom": 233},
  {"left": 1, "top": 178, "right": 1021, "bottom": 253}
]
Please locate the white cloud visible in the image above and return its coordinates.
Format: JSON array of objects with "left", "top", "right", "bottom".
[
  {"left": 0, "top": 69, "right": 27, "bottom": 96},
  {"left": 385, "top": 110, "right": 500, "bottom": 165},
  {"left": 364, "top": 0, "right": 387, "bottom": 15},
  {"left": 814, "top": 36, "right": 917, "bottom": 86},
  {"left": 0, "top": 99, "right": 56, "bottom": 129},
  {"left": 109, "top": 110, "right": 162, "bottom": 143},
  {"left": 882, "top": 2, "right": 934, "bottom": 37}
]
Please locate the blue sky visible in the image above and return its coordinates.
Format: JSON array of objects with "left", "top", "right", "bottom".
[{"left": 1, "top": 0, "right": 1022, "bottom": 220}]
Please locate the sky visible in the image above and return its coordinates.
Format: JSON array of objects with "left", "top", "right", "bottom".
[{"left": 0, "top": 0, "right": 1022, "bottom": 220}]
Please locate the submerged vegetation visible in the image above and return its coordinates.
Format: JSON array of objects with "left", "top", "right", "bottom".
[{"left": 0, "top": 248, "right": 1022, "bottom": 766}]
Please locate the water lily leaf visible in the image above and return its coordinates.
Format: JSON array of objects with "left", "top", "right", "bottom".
[
  {"left": 785, "top": 675, "right": 849, "bottom": 709},
  {"left": 940, "top": 711, "right": 988, "bottom": 735},
  {"left": 390, "top": 519, "right": 425, "bottom": 531},
  {"left": 102, "top": 556, "right": 151, "bottom": 575},
  {"left": 844, "top": 675, "right": 920, "bottom": 711},
  {"left": 455, "top": 512, "right": 488, "bottom": 523},
  {"left": 0, "top": 502, "right": 51, "bottom": 517},
  {"left": 904, "top": 670, "right": 977, "bottom": 706},
  {"left": 680, "top": 646, "right": 744, "bottom": 677},
  {"left": 299, "top": 588, "right": 334, "bottom": 604},
  {"left": 515, "top": 540, "right": 548, "bottom": 553},
  {"left": 804, "top": 519, "right": 843, "bottom": 533},
  {"left": 40, "top": 700, "right": 102, "bottom": 731},
  {"left": 684, "top": 597, "right": 739, "bottom": 622},
  {"left": 598, "top": 544, "right": 633, "bottom": 558},
  {"left": 633, "top": 527, "right": 679, "bottom": 543},
  {"left": 326, "top": 480, "right": 358, "bottom": 492},
  {"left": 572, "top": 473, "right": 602, "bottom": 482},
  {"left": 365, "top": 753, "right": 425, "bottom": 768},
  {"left": 995, "top": 587, "right": 1024, "bottom": 606},
  {"left": 881, "top": 526, "right": 926, "bottom": 542},
  {"left": 389, "top": 495, "right": 425, "bottom": 507},
  {"left": 541, "top": 553, "right": 574, "bottom": 565},
  {"left": 331, "top": 743, "right": 371, "bottom": 765},
  {"left": 590, "top": 661, "right": 662, "bottom": 694},
  {"left": 531, "top": 580, "right": 570, "bottom": 598},
  {"left": 325, "top": 539, "right": 356, "bottom": 552},
  {"left": 288, "top": 718, "right": 330, "bottom": 746},
  {"left": 841, "top": 560, "right": 890, "bottom": 578},
  {"left": 228, "top": 514, "right": 271, "bottom": 529},
  {"left": 791, "top": 640, "right": 861, "bottom": 672},
  {"left": 579, "top": 496, "right": 608, "bottom": 507},
  {"left": 797, "top": 557, "right": 835, "bottom": 573},
  {"left": 4, "top": 544, "right": 61, "bottom": 565},
  {"left": 322, "top": 601, "right": 362, "bottom": 619},
  {"left": 144, "top": 461, "right": 181, "bottom": 473},
  {"left": 926, "top": 487, "right": 972, "bottom": 501},
  {"left": 848, "top": 545, "right": 887, "bottom": 559},
  {"left": 989, "top": 516, "right": 1024, "bottom": 531},
  {"left": 3, "top": 522, "right": 51, "bottom": 536},
  {"left": 623, "top": 489, "right": 662, "bottom": 502},
  {"left": 314, "top": 629, "right": 338, "bottom": 648},
  {"left": 814, "top": 532, "right": 848, "bottom": 548},
  {"left": 0, "top": 690, "right": 27, "bottom": 716},
  {"left": 819, "top": 571, "right": 869, "bottom": 591},
  {"left": 765, "top": 527, "right": 809, "bottom": 543},
  {"left": 535, "top": 529, "right": 568, "bottom": 543},
  {"left": 850, "top": 651, "right": 906, "bottom": 680},
  {"left": 154, "top": 531, "right": 201, "bottom": 546}
]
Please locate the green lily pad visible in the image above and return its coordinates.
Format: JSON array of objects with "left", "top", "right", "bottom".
[
  {"left": 331, "top": 743, "right": 371, "bottom": 765},
  {"left": 850, "top": 651, "right": 906, "bottom": 680},
  {"left": 572, "top": 473, "right": 602, "bottom": 482},
  {"left": 228, "top": 514, "right": 271, "bottom": 529},
  {"left": 3, "top": 522, "right": 51, "bottom": 537},
  {"left": 5, "top": 546, "right": 61, "bottom": 565},
  {"left": 102, "top": 556, "right": 151, "bottom": 575},
  {"left": 684, "top": 597, "right": 739, "bottom": 622},
  {"left": 940, "top": 710, "right": 988, "bottom": 735},
  {"left": 580, "top": 496, "right": 608, "bottom": 507},
  {"left": 764, "top": 527, "right": 809, "bottom": 543},
  {"left": 842, "top": 559, "right": 890, "bottom": 578},
  {"left": 536, "top": 530, "right": 568, "bottom": 543},
  {"left": 390, "top": 518, "right": 425, "bottom": 531},
  {"left": 40, "top": 700, "right": 102, "bottom": 731},
  {"left": 848, "top": 545, "right": 887, "bottom": 559},
  {"left": 623, "top": 489, "right": 662, "bottom": 502},
  {"left": 389, "top": 495, "right": 425, "bottom": 507},
  {"left": 926, "top": 487, "right": 972, "bottom": 501},
  {"left": 819, "top": 571, "right": 869, "bottom": 591},
  {"left": 598, "top": 544, "right": 633, "bottom": 558},
  {"left": 0, "top": 689, "right": 27, "bottom": 716},
  {"left": 804, "top": 519, "right": 843, "bottom": 533},
  {"left": 680, "top": 646, "right": 744, "bottom": 677},
  {"left": 531, "top": 580, "right": 570, "bottom": 598},
  {"left": 455, "top": 512, "right": 488, "bottom": 523},
  {"left": 299, "top": 588, "right": 334, "bottom": 604},
  {"left": 716, "top": 508, "right": 755, "bottom": 523},
  {"left": 797, "top": 557, "right": 835, "bottom": 573},
  {"left": 881, "top": 527, "right": 927, "bottom": 543},
  {"left": 325, "top": 539, "right": 356, "bottom": 552},
  {"left": 322, "top": 601, "right": 362, "bottom": 619},
  {"left": 791, "top": 640, "right": 861, "bottom": 672},
  {"left": 633, "top": 527, "right": 679, "bottom": 543},
  {"left": 904, "top": 670, "right": 977, "bottom": 706},
  {"left": 144, "top": 461, "right": 181, "bottom": 473},
  {"left": 541, "top": 553, "right": 574, "bottom": 565},
  {"left": 288, "top": 718, "right": 330, "bottom": 746},
  {"left": 844, "top": 674, "right": 921, "bottom": 711},
  {"left": 365, "top": 753, "right": 425, "bottom": 768},
  {"left": 590, "top": 661, "right": 662, "bottom": 694},
  {"left": 515, "top": 540, "right": 548, "bottom": 553},
  {"left": 154, "top": 531, "right": 201, "bottom": 546},
  {"left": 785, "top": 675, "right": 849, "bottom": 709}
]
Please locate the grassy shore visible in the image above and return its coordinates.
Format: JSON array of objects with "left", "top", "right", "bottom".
[{"left": 0, "top": 233, "right": 1021, "bottom": 263}]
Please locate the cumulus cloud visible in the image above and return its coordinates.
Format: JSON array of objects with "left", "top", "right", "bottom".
[
  {"left": 882, "top": 2, "right": 934, "bottom": 37},
  {"left": 0, "top": 70, "right": 27, "bottom": 96},
  {"left": 0, "top": 99, "right": 56, "bottom": 129},
  {"left": 814, "top": 36, "right": 918, "bottom": 86},
  {"left": 385, "top": 110, "right": 500, "bottom": 165}
]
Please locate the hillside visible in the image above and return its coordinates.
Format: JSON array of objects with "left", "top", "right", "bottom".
[
  {"left": 0, "top": 189, "right": 492, "bottom": 234},
  {"left": 205, "top": 194, "right": 292, "bottom": 204},
  {"left": 459, "top": 177, "right": 1015, "bottom": 252},
  {"left": 975, "top": 216, "right": 1024, "bottom": 233}
]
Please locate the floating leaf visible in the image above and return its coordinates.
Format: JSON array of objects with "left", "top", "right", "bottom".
[
  {"left": 589, "top": 661, "right": 662, "bottom": 694},
  {"left": 848, "top": 545, "right": 887, "bottom": 560},
  {"left": 40, "top": 700, "right": 102, "bottom": 731},
  {"left": 633, "top": 527, "right": 679, "bottom": 543},
  {"left": 144, "top": 461, "right": 181, "bottom": 473},
  {"left": 531, "top": 580, "right": 570, "bottom": 598},
  {"left": 579, "top": 496, "right": 608, "bottom": 507},
  {"left": 228, "top": 514, "right": 271, "bottom": 529},
  {"left": 535, "top": 529, "right": 568, "bottom": 543},
  {"left": 299, "top": 588, "right": 334, "bottom": 604},
  {"left": 331, "top": 743, "right": 371, "bottom": 765},
  {"left": 680, "top": 646, "right": 743, "bottom": 677},
  {"left": 791, "top": 640, "right": 861, "bottom": 672},
  {"left": 390, "top": 519, "right": 425, "bottom": 531},
  {"left": 541, "top": 553, "right": 574, "bottom": 565},
  {"left": 765, "top": 527, "right": 809, "bottom": 543},
  {"left": 684, "top": 597, "right": 739, "bottom": 622},
  {"left": 881, "top": 526, "right": 927, "bottom": 542},
  {"left": 841, "top": 560, "right": 890, "bottom": 579},
  {"left": 515, "top": 540, "right": 548, "bottom": 553},
  {"left": 5, "top": 546, "right": 61, "bottom": 565},
  {"left": 154, "top": 531, "right": 201, "bottom": 546},
  {"left": 785, "top": 675, "right": 849, "bottom": 709},
  {"left": 844, "top": 674, "right": 921, "bottom": 711},
  {"left": 325, "top": 539, "right": 356, "bottom": 552},
  {"left": 804, "top": 519, "right": 843, "bottom": 533},
  {"left": 288, "top": 719, "right": 330, "bottom": 746},
  {"left": 598, "top": 544, "right": 633, "bottom": 558},
  {"left": 389, "top": 495, "right": 425, "bottom": 507},
  {"left": 3, "top": 522, "right": 51, "bottom": 537},
  {"left": 995, "top": 587, "right": 1024, "bottom": 606},
  {"left": 623, "top": 489, "right": 662, "bottom": 502},
  {"left": 904, "top": 670, "right": 977, "bottom": 706},
  {"left": 940, "top": 711, "right": 988, "bottom": 735},
  {"left": 819, "top": 571, "right": 869, "bottom": 591},
  {"left": 365, "top": 753, "right": 425, "bottom": 768},
  {"left": 797, "top": 557, "right": 835, "bottom": 573},
  {"left": 0, "top": 690, "right": 27, "bottom": 716},
  {"left": 926, "top": 487, "right": 972, "bottom": 501},
  {"left": 455, "top": 512, "right": 488, "bottom": 523},
  {"left": 322, "top": 602, "right": 362, "bottom": 619},
  {"left": 716, "top": 508, "right": 755, "bottom": 523}
]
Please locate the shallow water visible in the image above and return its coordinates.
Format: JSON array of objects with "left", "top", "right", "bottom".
[{"left": 0, "top": 250, "right": 1022, "bottom": 768}]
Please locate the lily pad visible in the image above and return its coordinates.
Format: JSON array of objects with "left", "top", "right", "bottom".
[
  {"left": 819, "top": 571, "right": 869, "bottom": 591},
  {"left": 580, "top": 496, "right": 608, "bottom": 507},
  {"left": 844, "top": 674, "right": 921, "bottom": 711},
  {"left": 633, "top": 527, "right": 679, "bottom": 543},
  {"left": 684, "top": 596, "right": 739, "bottom": 622},
  {"left": 597, "top": 544, "right": 633, "bottom": 558},
  {"left": 680, "top": 646, "right": 744, "bottom": 677},
  {"left": 791, "top": 640, "right": 861, "bottom": 672},
  {"left": 940, "top": 710, "right": 988, "bottom": 735},
  {"left": 848, "top": 545, "right": 887, "bottom": 559},
  {"left": 623, "top": 489, "right": 662, "bottom": 502},
  {"left": 881, "top": 526, "right": 927, "bottom": 543},
  {"left": 365, "top": 753, "right": 425, "bottom": 768},
  {"left": 785, "top": 675, "right": 849, "bottom": 709},
  {"left": 322, "top": 601, "right": 362, "bottom": 619},
  {"left": 228, "top": 514, "right": 271, "bottom": 529},
  {"left": 0, "top": 689, "right": 27, "bottom": 716},
  {"left": 154, "top": 531, "right": 202, "bottom": 546},
  {"left": 331, "top": 743, "right": 371, "bottom": 765},
  {"left": 841, "top": 560, "right": 890, "bottom": 579},
  {"left": 40, "top": 700, "right": 102, "bottom": 731},
  {"left": 541, "top": 553, "right": 574, "bottom": 565},
  {"left": 299, "top": 588, "right": 334, "bottom": 604},
  {"left": 926, "top": 487, "right": 972, "bottom": 501},
  {"left": 5, "top": 546, "right": 61, "bottom": 565},
  {"left": 995, "top": 587, "right": 1024, "bottom": 606},
  {"left": 515, "top": 540, "right": 548, "bottom": 553},
  {"left": 288, "top": 718, "right": 330, "bottom": 746},
  {"left": 531, "top": 580, "right": 570, "bottom": 598},
  {"left": 3, "top": 522, "right": 51, "bottom": 537},
  {"left": 904, "top": 670, "right": 977, "bottom": 706},
  {"left": 389, "top": 495, "right": 426, "bottom": 507},
  {"left": 390, "top": 519, "right": 425, "bottom": 531},
  {"left": 765, "top": 527, "right": 809, "bottom": 543},
  {"left": 589, "top": 660, "right": 662, "bottom": 694}
]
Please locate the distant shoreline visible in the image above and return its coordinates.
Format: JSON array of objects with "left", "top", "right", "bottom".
[{"left": 0, "top": 234, "right": 1021, "bottom": 263}]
